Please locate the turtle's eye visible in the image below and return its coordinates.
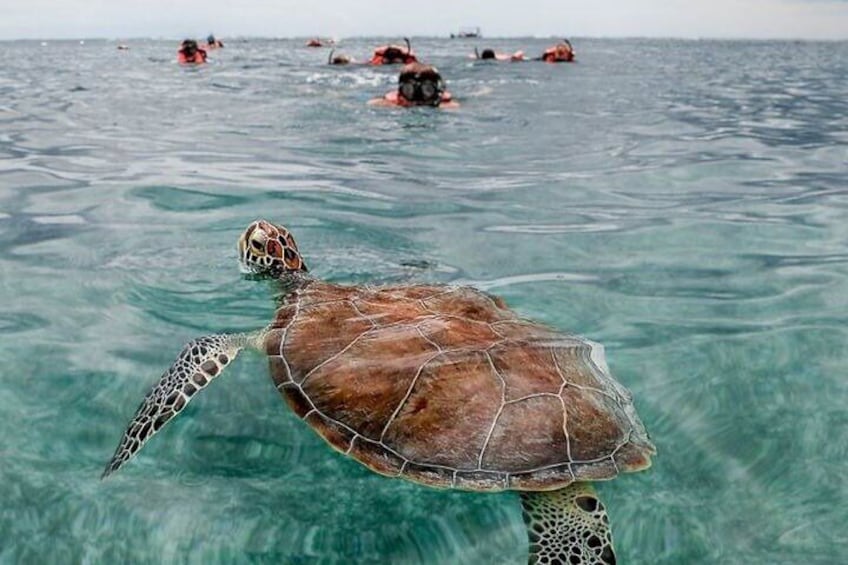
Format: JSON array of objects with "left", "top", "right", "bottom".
[{"left": 250, "top": 239, "right": 263, "bottom": 251}]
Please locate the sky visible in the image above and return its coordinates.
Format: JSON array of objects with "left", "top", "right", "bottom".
[{"left": 1, "top": 0, "right": 847, "bottom": 40}]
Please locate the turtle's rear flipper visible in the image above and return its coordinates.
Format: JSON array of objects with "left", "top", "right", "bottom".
[
  {"left": 102, "top": 333, "right": 254, "bottom": 478},
  {"left": 520, "top": 483, "right": 616, "bottom": 565}
]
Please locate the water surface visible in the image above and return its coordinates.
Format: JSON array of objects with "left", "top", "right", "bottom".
[{"left": 1, "top": 37, "right": 847, "bottom": 563}]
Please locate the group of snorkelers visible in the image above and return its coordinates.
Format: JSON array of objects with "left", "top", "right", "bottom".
[
  {"left": 327, "top": 38, "right": 575, "bottom": 65},
  {"left": 175, "top": 36, "right": 575, "bottom": 109},
  {"left": 344, "top": 38, "right": 575, "bottom": 109}
]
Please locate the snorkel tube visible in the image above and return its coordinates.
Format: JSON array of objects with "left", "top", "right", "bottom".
[{"left": 561, "top": 38, "right": 575, "bottom": 60}]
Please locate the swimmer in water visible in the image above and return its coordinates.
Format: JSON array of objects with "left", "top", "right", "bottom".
[
  {"left": 369, "top": 38, "right": 417, "bottom": 65},
  {"left": 471, "top": 47, "right": 526, "bottom": 61},
  {"left": 204, "top": 34, "right": 224, "bottom": 50},
  {"left": 177, "top": 39, "right": 207, "bottom": 64},
  {"left": 327, "top": 49, "right": 354, "bottom": 65},
  {"left": 369, "top": 63, "right": 459, "bottom": 109},
  {"left": 536, "top": 40, "right": 575, "bottom": 62}
]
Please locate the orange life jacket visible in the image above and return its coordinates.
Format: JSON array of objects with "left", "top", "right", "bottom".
[
  {"left": 177, "top": 49, "right": 207, "bottom": 64},
  {"left": 369, "top": 45, "right": 418, "bottom": 65},
  {"left": 542, "top": 45, "right": 574, "bottom": 63}
]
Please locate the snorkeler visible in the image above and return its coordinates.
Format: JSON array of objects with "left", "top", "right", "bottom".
[
  {"left": 204, "top": 34, "right": 224, "bottom": 50},
  {"left": 536, "top": 39, "right": 575, "bottom": 62},
  {"left": 177, "top": 39, "right": 207, "bottom": 64},
  {"left": 327, "top": 49, "right": 354, "bottom": 65},
  {"left": 369, "top": 38, "right": 418, "bottom": 65},
  {"left": 369, "top": 63, "right": 459, "bottom": 109},
  {"left": 472, "top": 47, "right": 526, "bottom": 61},
  {"left": 307, "top": 38, "right": 335, "bottom": 47}
]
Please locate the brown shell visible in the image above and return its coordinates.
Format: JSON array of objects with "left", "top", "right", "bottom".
[{"left": 264, "top": 280, "right": 655, "bottom": 491}]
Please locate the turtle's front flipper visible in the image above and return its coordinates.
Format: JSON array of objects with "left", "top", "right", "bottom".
[
  {"left": 102, "top": 333, "right": 258, "bottom": 478},
  {"left": 520, "top": 483, "right": 616, "bottom": 565}
]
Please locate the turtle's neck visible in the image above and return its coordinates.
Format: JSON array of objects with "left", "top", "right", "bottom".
[{"left": 274, "top": 271, "right": 312, "bottom": 303}]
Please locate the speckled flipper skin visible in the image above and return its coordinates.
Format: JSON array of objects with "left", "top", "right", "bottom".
[
  {"left": 520, "top": 483, "right": 616, "bottom": 565},
  {"left": 102, "top": 334, "right": 251, "bottom": 478}
]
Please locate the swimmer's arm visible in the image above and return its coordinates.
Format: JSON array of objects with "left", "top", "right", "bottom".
[{"left": 368, "top": 97, "right": 394, "bottom": 107}]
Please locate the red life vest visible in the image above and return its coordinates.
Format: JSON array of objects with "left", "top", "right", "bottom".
[
  {"left": 177, "top": 49, "right": 207, "bottom": 64},
  {"left": 369, "top": 45, "right": 418, "bottom": 65},
  {"left": 542, "top": 45, "right": 574, "bottom": 63}
]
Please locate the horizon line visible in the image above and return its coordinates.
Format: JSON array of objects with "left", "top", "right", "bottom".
[{"left": 2, "top": 34, "right": 847, "bottom": 42}]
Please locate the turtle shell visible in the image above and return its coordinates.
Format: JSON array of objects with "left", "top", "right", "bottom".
[{"left": 264, "top": 280, "right": 655, "bottom": 491}]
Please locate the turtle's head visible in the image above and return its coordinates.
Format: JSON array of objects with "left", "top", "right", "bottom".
[{"left": 238, "top": 220, "right": 308, "bottom": 277}]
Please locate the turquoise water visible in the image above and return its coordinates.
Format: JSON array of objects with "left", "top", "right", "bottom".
[{"left": 1, "top": 37, "right": 847, "bottom": 563}]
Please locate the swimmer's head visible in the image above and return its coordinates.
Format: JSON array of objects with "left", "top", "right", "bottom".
[
  {"left": 180, "top": 39, "right": 198, "bottom": 56},
  {"left": 480, "top": 49, "right": 496, "bottom": 60},
  {"left": 382, "top": 46, "right": 407, "bottom": 64},
  {"left": 398, "top": 63, "right": 445, "bottom": 106},
  {"left": 328, "top": 49, "right": 351, "bottom": 65},
  {"left": 556, "top": 40, "right": 573, "bottom": 57}
]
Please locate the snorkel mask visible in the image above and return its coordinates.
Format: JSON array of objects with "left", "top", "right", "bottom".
[{"left": 398, "top": 66, "right": 445, "bottom": 107}]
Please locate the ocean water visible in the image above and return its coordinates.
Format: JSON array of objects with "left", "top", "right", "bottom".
[{"left": 1, "top": 36, "right": 847, "bottom": 564}]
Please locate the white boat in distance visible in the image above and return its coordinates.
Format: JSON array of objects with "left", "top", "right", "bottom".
[{"left": 451, "top": 27, "right": 481, "bottom": 38}]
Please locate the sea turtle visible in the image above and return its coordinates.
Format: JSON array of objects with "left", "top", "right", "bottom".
[{"left": 104, "top": 219, "right": 656, "bottom": 564}]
